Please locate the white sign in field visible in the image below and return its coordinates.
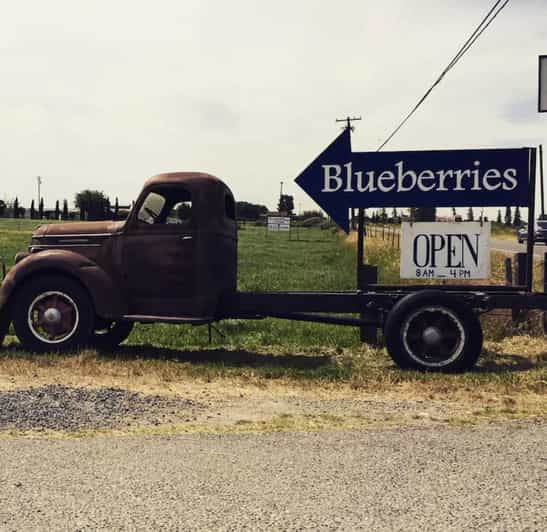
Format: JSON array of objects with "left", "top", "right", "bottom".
[
  {"left": 400, "top": 222, "right": 490, "bottom": 280},
  {"left": 267, "top": 216, "right": 291, "bottom": 232},
  {"left": 538, "top": 55, "right": 547, "bottom": 113},
  {"left": 540, "top": 55, "right": 547, "bottom": 112}
]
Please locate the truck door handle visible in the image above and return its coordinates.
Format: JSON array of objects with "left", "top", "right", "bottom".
[{"left": 181, "top": 236, "right": 193, "bottom": 241}]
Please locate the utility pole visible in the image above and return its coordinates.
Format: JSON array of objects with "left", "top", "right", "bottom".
[
  {"left": 280, "top": 181, "right": 284, "bottom": 197},
  {"left": 335, "top": 115, "right": 362, "bottom": 131},
  {"left": 335, "top": 116, "right": 377, "bottom": 345},
  {"left": 37, "top": 176, "right": 43, "bottom": 206}
]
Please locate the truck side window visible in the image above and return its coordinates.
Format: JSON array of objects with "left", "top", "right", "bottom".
[{"left": 166, "top": 201, "right": 192, "bottom": 224}]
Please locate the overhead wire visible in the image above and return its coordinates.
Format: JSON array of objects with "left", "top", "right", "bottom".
[{"left": 376, "top": 0, "right": 510, "bottom": 151}]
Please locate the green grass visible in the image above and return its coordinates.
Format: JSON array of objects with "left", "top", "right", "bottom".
[
  {"left": 0, "top": 218, "right": 64, "bottom": 270},
  {"left": 0, "top": 220, "right": 546, "bottom": 406}
]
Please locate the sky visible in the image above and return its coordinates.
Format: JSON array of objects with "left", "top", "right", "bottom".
[{"left": 0, "top": 0, "right": 545, "bottom": 218}]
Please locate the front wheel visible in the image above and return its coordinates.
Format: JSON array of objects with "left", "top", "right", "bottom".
[
  {"left": 384, "top": 291, "right": 483, "bottom": 372},
  {"left": 13, "top": 275, "right": 94, "bottom": 352}
]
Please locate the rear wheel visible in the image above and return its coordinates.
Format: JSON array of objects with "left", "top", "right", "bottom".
[
  {"left": 92, "top": 320, "right": 133, "bottom": 349},
  {"left": 13, "top": 275, "right": 94, "bottom": 352},
  {"left": 384, "top": 291, "right": 482, "bottom": 372}
]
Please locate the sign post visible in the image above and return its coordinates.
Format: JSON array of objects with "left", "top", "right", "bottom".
[{"left": 294, "top": 127, "right": 537, "bottom": 287}]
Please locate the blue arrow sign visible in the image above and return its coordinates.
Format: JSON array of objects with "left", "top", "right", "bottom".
[{"left": 294, "top": 128, "right": 533, "bottom": 232}]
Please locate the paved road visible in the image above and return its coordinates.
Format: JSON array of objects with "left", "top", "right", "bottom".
[
  {"left": 0, "top": 423, "right": 545, "bottom": 530},
  {"left": 490, "top": 238, "right": 547, "bottom": 258}
]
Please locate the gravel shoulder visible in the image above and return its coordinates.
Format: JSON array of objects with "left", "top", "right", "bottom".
[
  {"left": 0, "top": 382, "right": 544, "bottom": 437},
  {"left": 0, "top": 422, "right": 545, "bottom": 530}
]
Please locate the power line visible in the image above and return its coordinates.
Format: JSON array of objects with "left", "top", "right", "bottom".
[{"left": 377, "top": 0, "right": 510, "bottom": 151}]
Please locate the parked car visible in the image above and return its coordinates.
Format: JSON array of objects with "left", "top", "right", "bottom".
[{"left": 517, "top": 220, "right": 547, "bottom": 244}]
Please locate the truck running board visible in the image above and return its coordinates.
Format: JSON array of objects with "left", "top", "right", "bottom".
[{"left": 122, "top": 315, "right": 213, "bottom": 325}]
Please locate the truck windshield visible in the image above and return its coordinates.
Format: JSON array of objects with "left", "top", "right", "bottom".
[
  {"left": 138, "top": 192, "right": 166, "bottom": 224},
  {"left": 137, "top": 187, "right": 192, "bottom": 225}
]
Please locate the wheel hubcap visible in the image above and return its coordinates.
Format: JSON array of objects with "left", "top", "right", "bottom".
[
  {"left": 28, "top": 291, "right": 80, "bottom": 344},
  {"left": 43, "top": 307, "right": 62, "bottom": 325},
  {"left": 422, "top": 326, "right": 442, "bottom": 346},
  {"left": 402, "top": 306, "right": 465, "bottom": 368}
]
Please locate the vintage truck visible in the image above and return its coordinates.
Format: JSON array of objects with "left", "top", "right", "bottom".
[{"left": 0, "top": 171, "right": 544, "bottom": 372}]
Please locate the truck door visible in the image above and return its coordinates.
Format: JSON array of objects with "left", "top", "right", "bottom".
[{"left": 121, "top": 184, "right": 196, "bottom": 316}]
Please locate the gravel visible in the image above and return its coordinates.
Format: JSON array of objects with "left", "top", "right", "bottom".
[
  {"left": 0, "top": 385, "right": 201, "bottom": 431},
  {"left": 0, "top": 422, "right": 545, "bottom": 530}
]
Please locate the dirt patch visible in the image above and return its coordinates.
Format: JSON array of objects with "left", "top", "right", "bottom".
[{"left": 0, "top": 385, "right": 202, "bottom": 432}]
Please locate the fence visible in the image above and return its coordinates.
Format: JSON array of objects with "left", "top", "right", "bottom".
[{"left": 366, "top": 224, "right": 400, "bottom": 250}]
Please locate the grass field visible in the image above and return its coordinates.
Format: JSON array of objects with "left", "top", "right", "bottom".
[{"left": 0, "top": 221, "right": 545, "bottom": 430}]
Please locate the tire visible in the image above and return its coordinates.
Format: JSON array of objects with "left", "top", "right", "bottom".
[
  {"left": 0, "top": 307, "right": 9, "bottom": 348},
  {"left": 13, "top": 274, "right": 94, "bottom": 352},
  {"left": 383, "top": 290, "right": 483, "bottom": 372},
  {"left": 92, "top": 320, "right": 133, "bottom": 349}
]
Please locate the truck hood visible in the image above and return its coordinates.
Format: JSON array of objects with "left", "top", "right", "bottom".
[{"left": 33, "top": 220, "right": 125, "bottom": 237}]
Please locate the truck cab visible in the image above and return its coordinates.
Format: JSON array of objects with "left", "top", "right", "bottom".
[{"left": 0, "top": 172, "right": 237, "bottom": 351}]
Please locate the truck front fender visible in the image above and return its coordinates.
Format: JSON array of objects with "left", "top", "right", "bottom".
[{"left": 0, "top": 250, "right": 127, "bottom": 320}]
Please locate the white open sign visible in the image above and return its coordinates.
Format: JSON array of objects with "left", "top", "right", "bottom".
[{"left": 400, "top": 222, "right": 490, "bottom": 280}]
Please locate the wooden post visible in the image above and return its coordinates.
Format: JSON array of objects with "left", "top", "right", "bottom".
[
  {"left": 504, "top": 257, "right": 513, "bottom": 286},
  {"left": 543, "top": 253, "right": 547, "bottom": 333},
  {"left": 513, "top": 253, "right": 528, "bottom": 323},
  {"left": 358, "top": 264, "right": 378, "bottom": 345},
  {"left": 356, "top": 208, "right": 364, "bottom": 282},
  {"left": 516, "top": 252, "right": 527, "bottom": 286}
]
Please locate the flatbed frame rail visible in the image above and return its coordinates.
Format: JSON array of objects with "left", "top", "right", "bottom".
[{"left": 223, "top": 286, "right": 547, "bottom": 328}]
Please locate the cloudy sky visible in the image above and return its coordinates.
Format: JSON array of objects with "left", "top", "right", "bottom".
[{"left": 0, "top": 0, "right": 545, "bottom": 216}]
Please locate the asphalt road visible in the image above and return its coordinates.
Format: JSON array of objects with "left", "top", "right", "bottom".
[
  {"left": 0, "top": 423, "right": 545, "bottom": 531},
  {"left": 490, "top": 238, "right": 547, "bottom": 258}
]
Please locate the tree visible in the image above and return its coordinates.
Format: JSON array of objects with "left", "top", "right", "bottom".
[
  {"left": 301, "top": 210, "right": 324, "bottom": 219},
  {"left": 411, "top": 207, "right": 436, "bottom": 222},
  {"left": 466, "top": 207, "right": 474, "bottom": 221},
  {"left": 380, "top": 207, "right": 388, "bottom": 223},
  {"left": 277, "top": 194, "right": 294, "bottom": 215},
  {"left": 504, "top": 206, "right": 512, "bottom": 226},
  {"left": 54, "top": 200, "right": 60, "bottom": 220},
  {"left": 30, "top": 200, "right": 36, "bottom": 219},
  {"left": 13, "top": 197, "right": 19, "bottom": 219},
  {"left": 0, "top": 200, "right": 6, "bottom": 217},
  {"left": 39, "top": 198, "right": 44, "bottom": 219},
  {"left": 236, "top": 201, "right": 268, "bottom": 221},
  {"left": 391, "top": 208, "right": 398, "bottom": 222},
  {"left": 496, "top": 209, "right": 502, "bottom": 224},
  {"left": 62, "top": 199, "right": 69, "bottom": 220},
  {"left": 75, "top": 190, "right": 111, "bottom": 221},
  {"left": 513, "top": 206, "right": 522, "bottom": 227},
  {"left": 452, "top": 207, "right": 457, "bottom": 219},
  {"left": 114, "top": 197, "right": 119, "bottom": 219}
]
